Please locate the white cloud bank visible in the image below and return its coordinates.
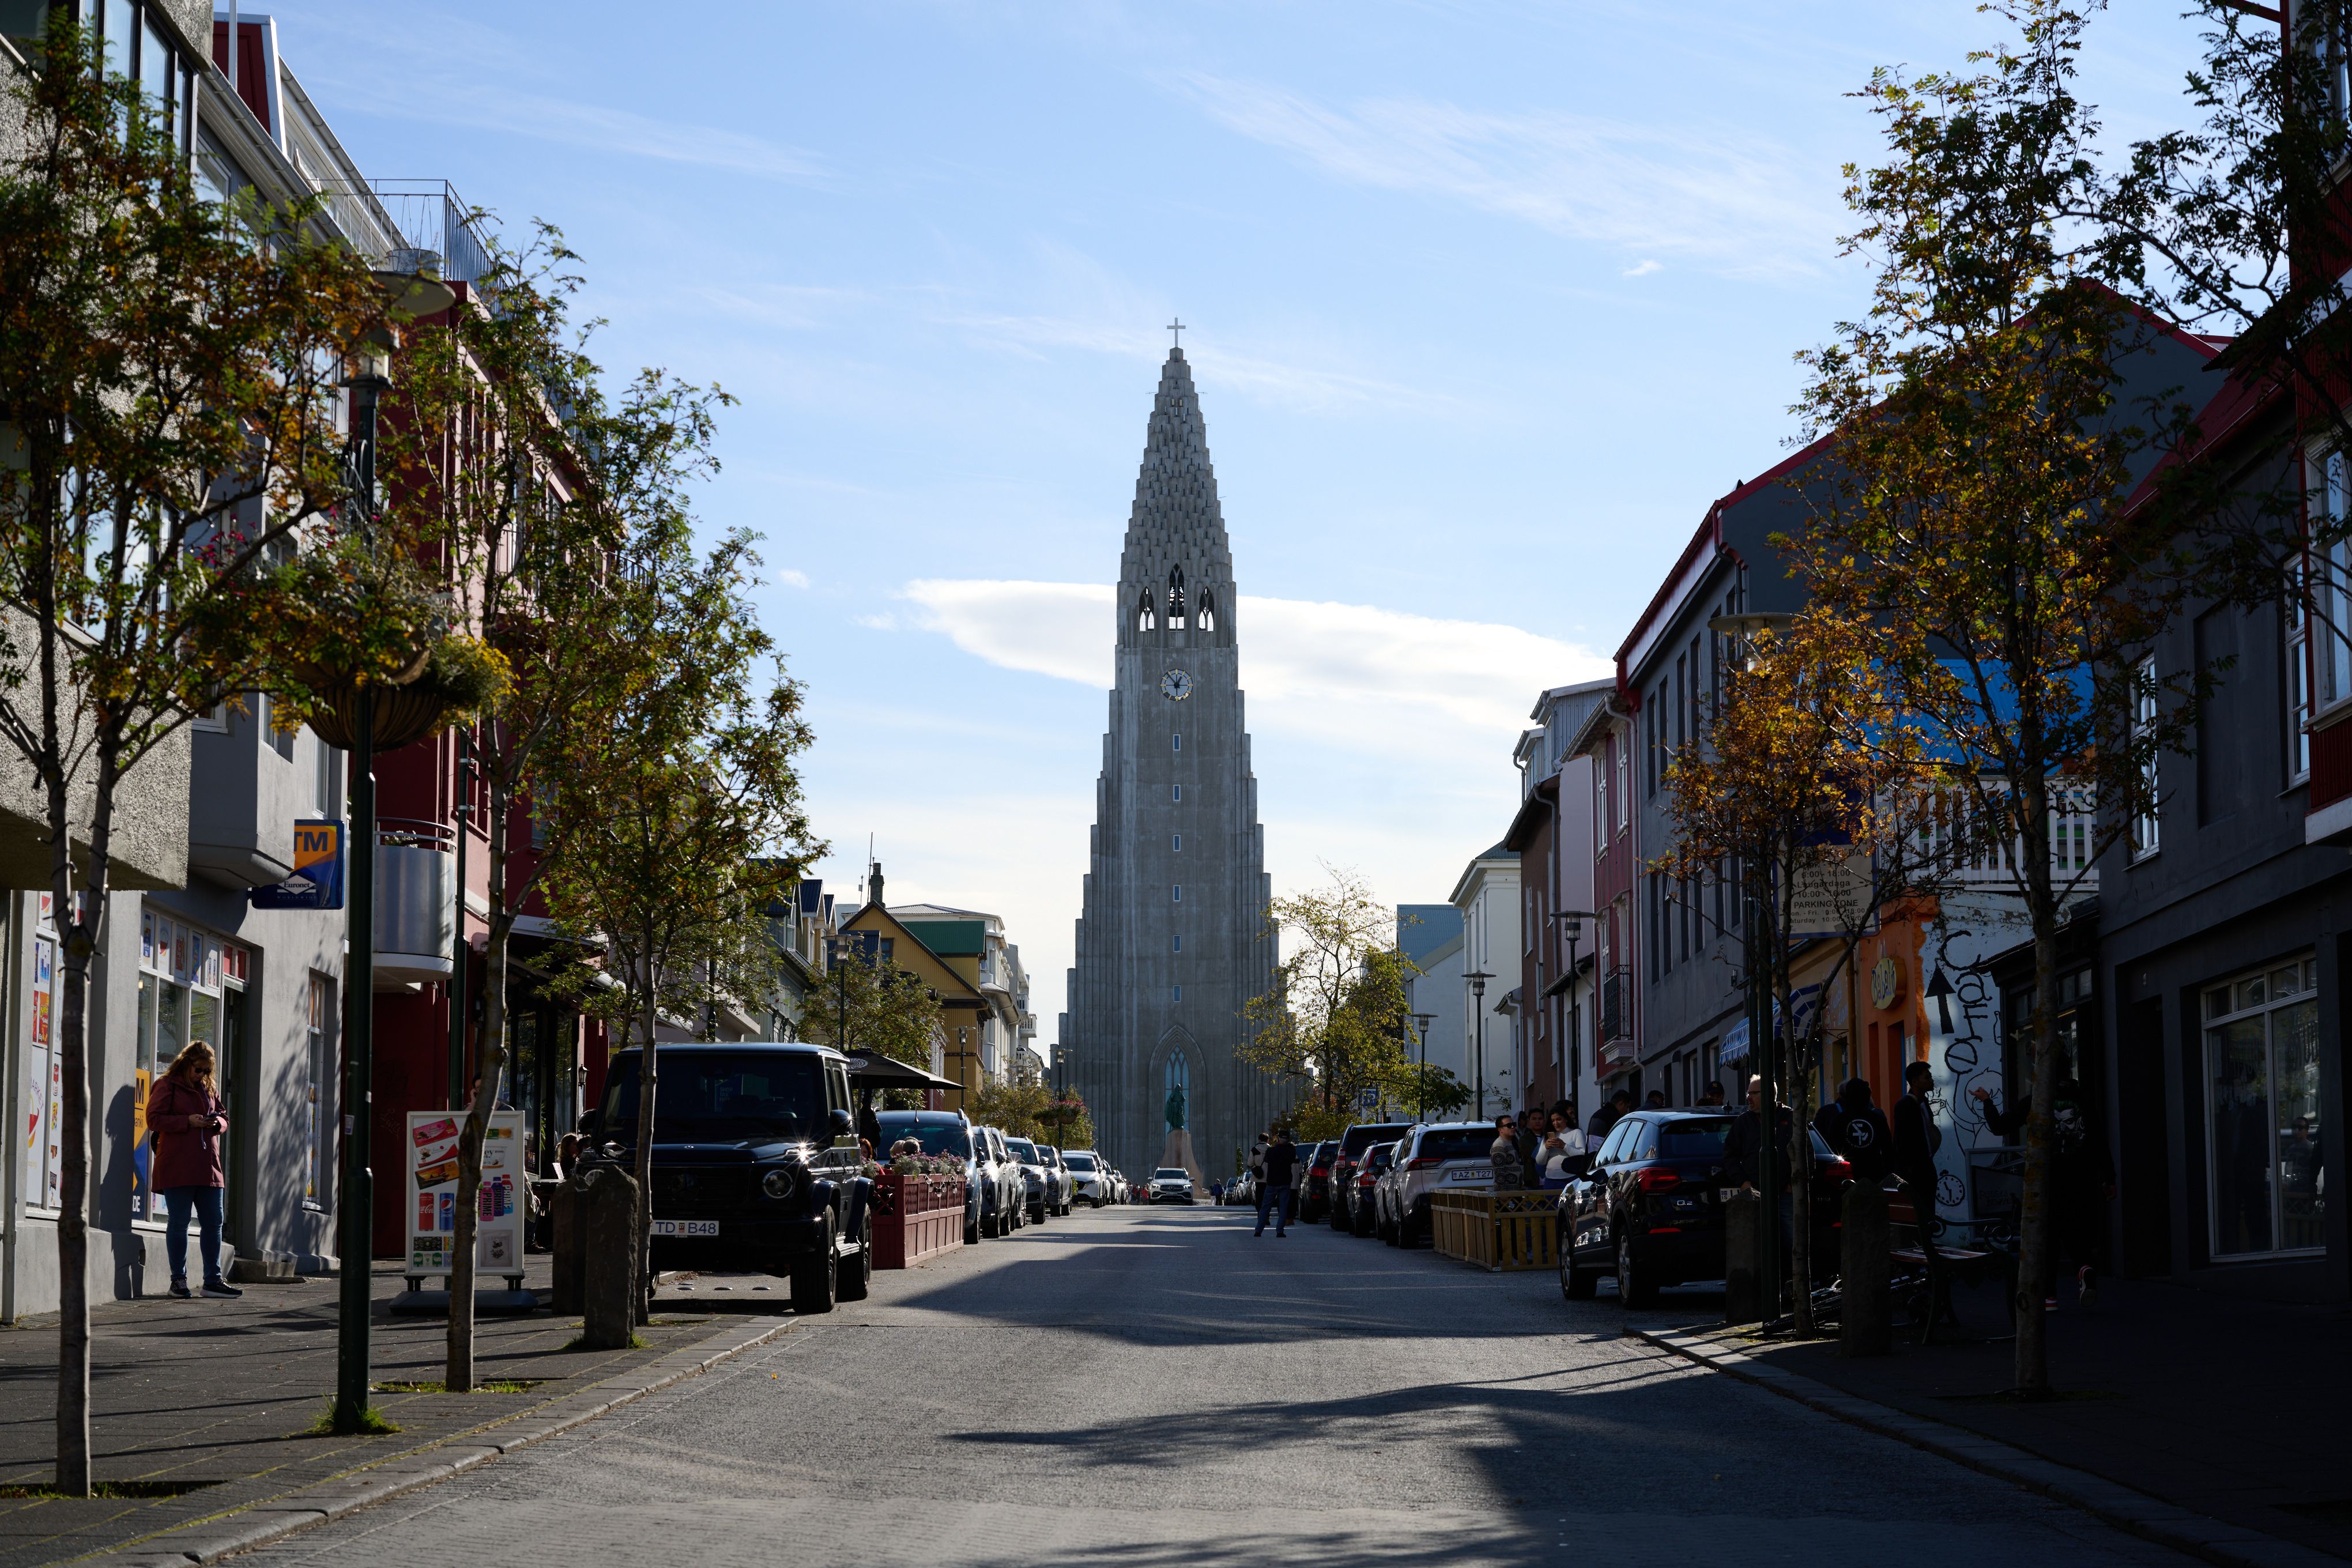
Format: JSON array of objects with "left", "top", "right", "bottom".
[{"left": 898, "top": 579, "right": 1610, "bottom": 752}]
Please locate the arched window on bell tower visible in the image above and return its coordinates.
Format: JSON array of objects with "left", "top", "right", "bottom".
[
  {"left": 1135, "top": 589, "right": 1157, "bottom": 632},
  {"left": 1166, "top": 564, "right": 1187, "bottom": 628},
  {"left": 1197, "top": 590, "right": 1216, "bottom": 632}
]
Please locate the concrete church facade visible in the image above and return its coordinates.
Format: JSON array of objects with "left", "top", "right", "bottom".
[{"left": 1062, "top": 348, "right": 1283, "bottom": 1183}]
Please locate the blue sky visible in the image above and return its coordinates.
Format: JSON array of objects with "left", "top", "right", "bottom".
[{"left": 265, "top": 0, "right": 2210, "bottom": 1049}]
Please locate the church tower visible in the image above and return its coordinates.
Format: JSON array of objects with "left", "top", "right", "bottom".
[{"left": 1061, "top": 346, "right": 1281, "bottom": 1183}]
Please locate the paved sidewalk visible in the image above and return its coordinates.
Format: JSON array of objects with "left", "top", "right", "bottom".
[
  {"left": 1637, "top": 1275, "right": 2352, "bottom": 1567},
  {"left": 0, "top": 1259, "right": 791, "bottom": 1567}
]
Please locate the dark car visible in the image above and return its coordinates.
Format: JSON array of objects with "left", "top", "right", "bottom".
[
  {"left": 1329, "top": 1121, "right": 1416, "bottom": 1233},
  {"left": 1345, "top": 1140, "right": 1401, "bottom": 1236},
  {"left": 1298, "top": 1141, "right": 1340, "bottom": 1222},
  {"left": 1556, "top": 1109, "right": 1849, "bottom": 1307},
  {"left": 872, "top": 1109, "right": 983, "bottom": 1245},
  {"left": 583, "top": 1043, "right": 873, "bottom": 1314}
]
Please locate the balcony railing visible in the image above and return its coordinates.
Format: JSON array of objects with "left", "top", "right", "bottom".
[
  {"left": 1906, "top": 783, "right": 2098, "bottom": 889},
  {"left": 312, "top": 178, "right": 494, "bottom": 285},
  {"left": 1598, "top": 965, "right": 1632, "bottom": 1048}
]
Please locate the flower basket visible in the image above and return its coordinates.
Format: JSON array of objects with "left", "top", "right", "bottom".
[
  {"left": 872, "top": 1172, "right": 964, "bottom": 1268},
  {"left": 304, "top": 678, "right": 450, "bottom": 753}
]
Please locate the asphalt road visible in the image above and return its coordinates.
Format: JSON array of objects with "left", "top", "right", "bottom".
[{"left": 238, "top": 1201, "right": 2196, "bottom": 1568}]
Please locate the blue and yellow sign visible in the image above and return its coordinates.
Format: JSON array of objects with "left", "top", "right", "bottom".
[{"left": 249, "top": 820, "right": 345, "bottom": 910}]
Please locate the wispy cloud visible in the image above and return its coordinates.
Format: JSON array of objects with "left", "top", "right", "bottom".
[
  {"left": 774, "top": 568, "right": 812, "bottom": 590},
  {"left": 1623, "top": 259, "right": 1662, "bottom": 278},
  {"left": 896, "top": 579, "right": 1608, "bottom": 752},
  {"left": 1166, "top": 71, "right": 1840, "bottom": 280}
]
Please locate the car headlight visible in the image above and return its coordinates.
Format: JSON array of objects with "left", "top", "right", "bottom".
[{"left": 762, "top": 1168, "right": 796, "bottom": 1200}]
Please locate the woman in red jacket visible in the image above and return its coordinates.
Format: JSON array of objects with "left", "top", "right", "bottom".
[{"left": 146, "top": 1042, "right": 242, "bottom": 1299}]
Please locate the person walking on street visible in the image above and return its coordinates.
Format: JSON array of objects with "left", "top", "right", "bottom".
[
  {"left": 146, "top": 1042, "right": 240, "bottom": 1299},
  {"left": 1515, "top": 1107, "right": 1545, "bottom": 1185},
  {"left": 1255, "top": 1128, "right": 1298, "bottom": 1236},
  {"left": 1725, "top": 1075, "right": 1796, "bottom": 1274},
  {"left": 1488, "top": 1115, "right": 1525, "bottom": 1191},
  {"left": 1893, "top": 1060, "right": 1956, "bottom": 1325},
  {"left": 1814, "top": 1077, "right": 1894, "bottom": 1185}
]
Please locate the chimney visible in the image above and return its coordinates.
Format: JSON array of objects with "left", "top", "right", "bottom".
[{"left": 868, "top": 860, "right": 885, "bottom": 910}]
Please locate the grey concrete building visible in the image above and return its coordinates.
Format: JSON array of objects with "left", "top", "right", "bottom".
[{"left": 1062, "top": 348, "right": 1281, "bottom": 1183}]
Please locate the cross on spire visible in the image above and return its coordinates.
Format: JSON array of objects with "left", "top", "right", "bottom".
[{"left": 1167, "top": 317, "right": 1185, "bottom": 348}]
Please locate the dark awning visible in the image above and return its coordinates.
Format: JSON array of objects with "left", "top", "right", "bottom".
[{"left": 845, "top": 1054, "right": 959, "bottom": 1091}]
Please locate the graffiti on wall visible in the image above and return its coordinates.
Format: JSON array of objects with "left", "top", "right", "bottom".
[{"left": 1920, "top": 907, "right": 2023, "bottom": 1223}]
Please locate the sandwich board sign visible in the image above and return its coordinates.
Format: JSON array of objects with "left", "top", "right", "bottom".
[{"left": 405, "top": 1109, "right": 525, "bottom": 1276}]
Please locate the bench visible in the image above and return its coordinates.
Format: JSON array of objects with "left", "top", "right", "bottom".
[{"left": 1886, "top": 1193, "right": 2015, "bottom": 1343}]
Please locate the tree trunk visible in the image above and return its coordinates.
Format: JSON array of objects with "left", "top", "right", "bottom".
[
  {"left": 52, "top": 884, "right": 92, "bottom": 1496},
  {"left": 1780, "top": 929, "right": 1814, "bottom": 1335},
  {"left": 447, "top": 772, "right": 511, "bottom": 1393},
  {"left": 631, "top": 949, "right": 658, "bottom": 1326},
  {"left": 2014, "top": 774, "right": 2058, "bottom": 1397}
]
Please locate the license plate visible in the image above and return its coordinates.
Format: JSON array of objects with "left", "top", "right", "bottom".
[
  {"left": 651, "top": 1219, "right": 718, "bottom": 1237},
  {"left": 1447, "top": 1169, "right": 1487, "bottom": 1182}
]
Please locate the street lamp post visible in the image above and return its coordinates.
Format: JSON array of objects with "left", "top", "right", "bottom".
[
  {"left": 1464, "top": 970, "right": 1493, "bottom": 1121},
  {"left": 1410, "top": 1013, "right": 1435, "bottom": 1121},
  {"left": 1548, "top": 910, "right": 1595, "bottom": 1110}
]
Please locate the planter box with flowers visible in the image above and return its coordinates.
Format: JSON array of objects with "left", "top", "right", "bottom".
[{"left": 872, "top": 1155, "right": 966, "bottom": 1268}]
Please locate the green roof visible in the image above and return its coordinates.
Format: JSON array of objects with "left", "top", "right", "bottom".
[{"left": 898, "top": 918, "right": 985, "bottom": 958}]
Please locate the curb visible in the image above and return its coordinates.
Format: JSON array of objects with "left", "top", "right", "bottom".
[
  {"left": 67, "top": 1314, "right": 795, "bottom": 1567},
  {"left": 1631, "top": 1325, "right": 2342, "bottom": 1568}
]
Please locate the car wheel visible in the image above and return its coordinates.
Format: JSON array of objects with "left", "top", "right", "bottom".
[
  {"left": 965, "top": 1208, "right": 982, "bottom": 1246},
  {"left": 1616, "top": 1228, "right": 1656, "bottom": 1308},
  {"left": 791, "top": 1238, "right": 838, "bottom": 1315},
  {"left": 838, "top": 1215, "right": 872, "bottom": 1302},
  {"left": 1561, "top": 1229, "right": 1596, "bottom": 1300}
]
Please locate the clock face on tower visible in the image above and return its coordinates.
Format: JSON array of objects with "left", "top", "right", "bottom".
[{"left": 1160, "top": 669, "right": 1193, "bottom": 702}]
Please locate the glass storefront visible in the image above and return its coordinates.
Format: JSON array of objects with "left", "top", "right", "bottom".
[
  {"left": 22, "top": 896, "right": 62, "bottom": 1211},
  {"left": 135, "top": 907, "right": 247, "bottom": 1222},
  {"left": 2203, "top": 954, "right": 2323, "bottom": 1260}
]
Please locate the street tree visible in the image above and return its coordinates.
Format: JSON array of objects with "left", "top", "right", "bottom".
[
  {"left": 1792, "top": 1, "right": 2207, "bottom": 1392},
  {"left": 0, "top": 25, "right": 435, "bottom": 1491},
  {"left": 382, "top": 223, "right": 732, "bottom": 1390},
  {"left": 540, "top": 525, "right": 820, "bottom": 1318},
  {"left": 1656, "top": 607, "right": 1935, "bottom": 1332},
  {"left": 1241, "top": 865, "right": 1419, "bottom": 1129},
  {"left": 796, "top": 949, "right": 945, "bottom": 1077}
]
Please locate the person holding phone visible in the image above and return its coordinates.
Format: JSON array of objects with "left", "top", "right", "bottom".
[{"left": 147, "top": 1041, "right": 240, "bottom": 1299}]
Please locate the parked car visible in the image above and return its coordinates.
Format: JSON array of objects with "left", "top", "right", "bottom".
[
  {"left": 1226, "top": 1169, "right": 1257, "bottom": 1208},
  {"left": 1005, "top": 1136, "right": 1056, "bottom": 1224},
  {"left": 1329, "top": 1121, "right": 1415, "bottom": 1232},
  {"left": 969, "top": 1124, "right": 1026, "bottom": 1236},
  {"left": 1063, "top": 1148, "right": 1114, "bottom": 1207},
  {"left": 1347, "top": 1140, "right": 1401, "bottom": 1236},
  {"left": 1298, "top": 1141, "right": 1339, "bottom": 1221},
  {"left": 1378, "top": 1122, "right": 1498, "bottom": 1247},
  {"left": 1148, "top": 1167, "right": 1197, "bottom": 1204},
  {"left": 583, "top": 1042, "right": 873, "bottom": 1313},
  {"left": 1036, "top": 1145, "right": 1077, "bottom": 1215},
  {"left": 872, "top": 1108, "right": 984, "bottom": 1245},
  {"left": 1556, "top": 1110, "right": 1850, "bottom": 1307}
]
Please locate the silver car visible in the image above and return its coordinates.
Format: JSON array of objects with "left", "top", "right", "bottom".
[
  {"left": 1379, "top": 1122, "right": 1496, "bottom": 1247},
  {"left": 1034, "top": 1145, "right": 1077, "bottom": 1213},
  {"left": 1004, "top": 1135, "right": 1054, "bottom": 1225},
  {"left": 1147, "top": 1167, "right": 1196, "bottom": 1204}
]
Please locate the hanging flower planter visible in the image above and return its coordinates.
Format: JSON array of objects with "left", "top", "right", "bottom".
[{"left": 305, "top": 678, "right": 449, "bottom": 753}]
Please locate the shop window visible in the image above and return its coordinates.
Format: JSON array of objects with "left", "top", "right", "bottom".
[
  {"left": 2202, "top": 955, "right": 2323, "bottom": 1259},
  {"left": 135, "top": 909, "right": 239, "bottom": 1220},
  {"left": 22, "top": 900, "right": 63, "bottom": 1211}
]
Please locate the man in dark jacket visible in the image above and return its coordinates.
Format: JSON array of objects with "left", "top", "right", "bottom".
[
  {"left": 1255, "top": 1129, "right": 1298, "bottom": 1237},
  {"left": 1972, "top": 1077, "right": 2115, "bottom": 1305},
  {"left": 1586, "top": 1090, "right": 1632, "bottom": 1142},
  {"left": 1891, "top": 1061, "right": 1951, "bottom": 1310},
  {"left": 1814, "top": 1077, "right": 1894, "bottom": 1185},
  {"left": 1723, "top": 1076, "right": 1793, "bottom": 1190}
]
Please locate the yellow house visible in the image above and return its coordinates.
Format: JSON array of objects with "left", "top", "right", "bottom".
[{"left": 836, "top": 872, "right": 990, "bottom": 1113}]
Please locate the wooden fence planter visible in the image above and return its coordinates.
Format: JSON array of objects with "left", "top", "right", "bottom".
[
  {"left": 1430, "top": 1189, "right": 1559, "bottom": 1273},
  {"left": 872, "top": 1173, "right": 964, "bottom": 1268}
]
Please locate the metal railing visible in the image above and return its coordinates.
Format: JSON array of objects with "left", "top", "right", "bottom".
[
  {"left": 311, "top": 179, "right": 495, "bottom": 285},
  {"left": 1907, "top": 783, "right": 2098, "bottom": 887},
  {"left": 1598, "top": 966, "right": 1632, "bottom": 1047}
]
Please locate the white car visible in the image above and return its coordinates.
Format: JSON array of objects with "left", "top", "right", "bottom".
[
  {"left": 1380, "top": 1122, "right": 1497, "bottom": 1247},
  {"left": 1062, "top": 1149, "right": 1114, "bottom": 1206},
  {"left": 1147, "top": 1167, "right": 1196, "bottom": 1204}
]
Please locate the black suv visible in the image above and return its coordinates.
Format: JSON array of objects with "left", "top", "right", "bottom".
[
  {"left": 1329, "top": 1121, "right": 1415, "bottom": 1233},
  {"left": 583, "top": 1043, "right": 874, "bottom": 1314},
  {"left": 1556, "top": 1109, "right": 1846, "bottom": 1307}
]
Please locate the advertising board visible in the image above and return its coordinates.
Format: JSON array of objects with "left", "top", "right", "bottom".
[{"left": 405, "top": 1108, "right": 525, "bottom": 1276}]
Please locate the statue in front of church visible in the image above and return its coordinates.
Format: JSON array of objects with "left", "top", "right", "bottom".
[{"left": 1165, "top": 1081, "right": 1186, "bottom": 1131}]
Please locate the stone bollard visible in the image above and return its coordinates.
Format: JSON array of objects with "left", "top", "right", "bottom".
[
  {"left": 1723, "top": 1189, "right": 1762, "bottom": 1325},
  {"left": 549, "top": 1178, "right": 585, "bottom": 1316},
  {"left": 1840, "top": 1181, "right": 1893, "bottom": 1357},
  {"left": 579, "top": 1166, "right": 639, "bottom": 1350}
]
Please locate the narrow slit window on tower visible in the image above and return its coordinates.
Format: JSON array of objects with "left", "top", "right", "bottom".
[
  {"left": 1172, "top": 733, "right": 1181, "bottom": 752},
  {"left": 1173, "top": 884, "right": 1182, "bottom": 903},
  {"left": 1172, "top": 783, "right": 1181, "bottom": 801},
  {"left": 1173, "top": 985, "right": 1181, "bottom": 1001},
  {"left": 1173, "top": 933, "right": 1181, "bottom": 952},
  {"left": 1172, "top": 833, "right": 1181, "bottom": 851}
]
